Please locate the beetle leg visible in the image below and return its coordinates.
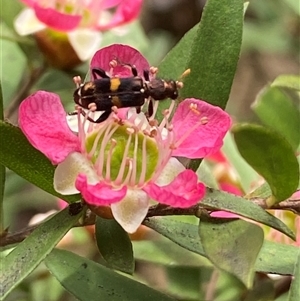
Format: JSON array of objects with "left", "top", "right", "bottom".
[
  {"left": 92, "top": 68, "right": 111, "bottom": 79},
  {"left": 143, "top": 70, "right": 150, "bottom": 81},
  {"left": 119, "top": 62, "right": 138, "bottom": 77},
  {"left": 93, "top": 110, "right": 111, "bottom": 123},
  {"left": 147, "top": 98, "right": 154, "bottom": 118}
]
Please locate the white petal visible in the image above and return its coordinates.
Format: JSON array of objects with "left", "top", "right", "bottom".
[
  {"left": 155, "top": 157, "right": 185, "bottom": 186},
  {"left": 14, "top": 8, "right": 46, "bottom": 36},
  {"left": 127, "top": 108, "right": 150, "bottom": 131},
  {"left": 111, "top": 189, "right": 149, "bottom": 233},
  {"left": 54, "top": 152, "right": 98, "bottom": 195},
  {"left": 66, "top": 111, "right": 105, "bottom": 133},
  {"left": 67, "top": 29, "right": 102, "bottom": 61},
  {"left": 66, "top": 114, "right": 80, "bottom": 133}
]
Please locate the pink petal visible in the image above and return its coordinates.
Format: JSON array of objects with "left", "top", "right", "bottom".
[
  {"left": 210, "top": 211, "right": 240, "bottom": 218},
  {"left": 21, "top": 0, "right": 35, "bottom": 6},
  {"left": 206, "top": 150, "right": 228, "bottom": 163},
  {"left": 102, "top": 0, "right": 123, "bottom": 9},
  {"left": 75, "top": 173, "right": 127, "bottom": 205},
  {"left": 90, "top": 44, "right": 149, "bottom": 78},
  {"left": 172, "top": 98, "right": 232, "bottom": 159},
  {"left": 19, "top": 91, "right": 79, "bottom": 165},
  {"left": 144, "top": 170, "right": 206, "bottom": 208},
  {"left": 98, "top": 0, "right": 143, "bottom": 30},
  {"left": 33, "top": 4, "right": 81, "bottom": 31},
  {"left": 220, "top": 183, "right": 243, "bottom": 196}
]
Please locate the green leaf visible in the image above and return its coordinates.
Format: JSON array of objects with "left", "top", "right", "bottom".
[
  {"left": 288, "top": 249, "right": 300, "bottom": 301},
  {"left": 199, "top": 217, "right": 264, "bottom": 288},
  {"left": 143, "top": 218, "right": 205, "bottom": 255},
  {"left": 0, "top": 207, "right": 82, "bottom": 300},
  {"left": 222, "top": 133, "right": 260, "bottom": 193},
  {"left": 197, "top": 159, "right": 219, "bottom": 189},
  {"left": 0, "top": 0, "right": 23, "bottom": 28},
  {"left": 256, "top": 240, "right": 299, "bottom": 275},
  {"left": 271, "top": 75, "right": 300, "bottom": 91},
  {"left": 246, "top": 182, "right": 272, "bottom": 199},
  {"left": 232, "top": 124, "right": 299, "bottom": 202},
  {"left": 283, "top": 0, "right": 300, "bottom": 16},
  {"left": 95, "top": 217, "right": 134, "bottom": 274},
  {"left": 0, "top": 121, "right": 80, "bottom": 203},
  {"left": 181, "top": 0, "right": 244, "bottom": 109},
  {"left": 45, "top": 248, "right": 176, "bottom": 301},
  {"left": 0, "top": 82, "right": 5, "bottom": 233},
  {"left": 202, "top": 188, "right": 295, "bottom": 240},
  {"left": 252, "top": 86, "right": 300, "bottom": 150},
  {"left": 0, "top": 23, "right": 27, "bottom": 106},
  {"left": 165, "top": 267, "right": 202, "bottom": 300},
  {"left": 158, "top": 26, "right": 197, "bottom": 80},
  {"left": 133, "top": 239, "right": 212, "bottom": 267},
  {"left": 144, "top": 218, "right": 299, "bottom": 275}
]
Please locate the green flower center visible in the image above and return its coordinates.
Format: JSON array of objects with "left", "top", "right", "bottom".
[{"left": 85, "top": 124, "right": 159, "bottom": 186}]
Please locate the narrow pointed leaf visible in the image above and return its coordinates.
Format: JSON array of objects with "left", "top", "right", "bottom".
[
  {"left": 95, "top": 217, "right": 134, "bottom": 274},
  {"left": 45, "top": 249, "right": 176, "bottom": 301},
  {"left": 222, "top": 133, "right": 260, "bottom": 193},
  {"left": 202, "top": 188, "right": 295, "bottom": 240},
  {"left": 271, "top": 75, "right": 300, "bottom": 91},
  {"left": 158, "top": 25, "right": 197, "bottom": 80},
  {"left": 288, "top": 249, "right": 300, "bottom": 301},
  {"left": 0, "top": 82, "right": 5, "bottom": 233},
  {"left": 247, "top": 182, "right": 272, "bottom": 199},
  {"left": 133, "top": 239, "right": 211, "bottom": 267},
  {"left": 252, "top": 86, "right": 300, "bottom": 150},
  {"left": 143, "top": 218, "right": 205, "bottom": 256},
  {"left": 232, "top": 124, "right": 299, "bottom": 202},
  {"left": 255, "top": 240, "right": 299, "bottom": 275},
  {"left": 0, "top": 207, "right": 82, "bottom": 299},
  {"left": 199, "top": 216, "right": 264, "bottom": 288},
  {"left": 181, "top": 0, "right": 244, "bottom": 109},
  {"left": 0, "top": 121, "right": 80, "bottom": 203},
  {"left": 144, "top": 218, "right": 298, "bottom": 275}
]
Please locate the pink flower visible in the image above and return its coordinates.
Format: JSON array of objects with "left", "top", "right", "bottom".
[
  {"left": 18, "top": 44, "right": 232, "bottom": 233},
  {"left": 14, "top": 0, "right": 142, "bottom": 61}
]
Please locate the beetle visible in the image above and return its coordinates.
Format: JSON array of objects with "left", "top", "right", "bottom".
[{"left": 73, "top": 64, "right": 185, "bottom": 123}]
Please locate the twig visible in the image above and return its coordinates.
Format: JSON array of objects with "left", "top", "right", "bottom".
[{"left": 1, "top": 195, "right": 300, "bottom": 248}]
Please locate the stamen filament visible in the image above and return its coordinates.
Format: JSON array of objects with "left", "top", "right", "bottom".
[
  {"left": 174, "top": 117, "right": 208, "bottom": 148},
  {"left": 114, "top": 130, "right": 133, "bottom": 185},
  {"left": 129, "top": 132, "right": 139, "bottom": 186},
  {"left": 87, "top": 122, "right": 107, "bottom": 159},
  {"left": 149, "top": 100, "right": 159, "bottom": 121},
  {"left": 105, "top": 139, "right": 117, "bottom": 181},
  {"left": 138, "top": 135, "right": 147, "bottom": 186},
  {"left": 94, "top": 123, "right": 118, "bottom": 175},
  {"left": 123, "top": 159, "right": 133, "bottom": 185}
]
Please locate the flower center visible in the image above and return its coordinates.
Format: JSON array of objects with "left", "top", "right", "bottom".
[{"left": 84, "top": 120, "right": 160, "bottom": 188}]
